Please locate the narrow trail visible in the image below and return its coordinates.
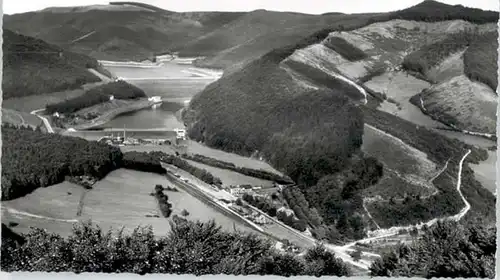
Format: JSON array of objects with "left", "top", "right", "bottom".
[
  {"left": 76, "top": 189, "right": 90, "bottom": 217},
  {"left": 71, "top": 31, "right": 96, "bottom": 43},
  {"left": 448, "top": 149, "right": 472, "bottom": 221},
  {"left": 30, "top": 109, "right": 54, "bottom": 133},
  {"left": 2, "top": 207, "right": 79, "bottom": 223},
  {"left": 363, "top": 200, "right": 381, "bottom": 230}
]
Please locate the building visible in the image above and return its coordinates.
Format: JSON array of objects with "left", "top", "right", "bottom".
[
  {"left": 229, "top": 188, "right": 244, "bottom": 196},
  {"left": 174, "top": 128, "right": 187, "bottom": 140},
  {"left": 52, "top": 112, "right": 60, "bottom": 118},
  {"left": 109, "top": 95, "right": 114, "bottom": 101},
  {"left": 254, "top": 215, "right": 268, "bottom": 225},
  {"left": 148, "top": 96, "right": 162, "bottom": 103}
]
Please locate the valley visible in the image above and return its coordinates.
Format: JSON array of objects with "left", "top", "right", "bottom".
[{"left": 1, "top": 0, "right": 497, "bottom": 277}]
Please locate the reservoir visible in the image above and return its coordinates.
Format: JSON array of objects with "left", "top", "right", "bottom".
[{"left": 98, "top": 59, "right": 221, "bottom": 130}]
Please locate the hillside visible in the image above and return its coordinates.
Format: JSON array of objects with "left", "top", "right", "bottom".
[
  {"left": 3, "top": 3, "right": 245, "bottom": 62},
  {"left": 184, "top": 0, "right": 497, "bottom": 238},
  {"left": 2, "top": 29, "right": 111, "bottom": 99}
]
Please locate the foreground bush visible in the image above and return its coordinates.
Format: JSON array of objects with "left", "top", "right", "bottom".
[
  {"left": 370, "top": 220, "right": 496, "bottom": 278},
  {"left": 1, "top": 219, "right": 351, "bottom": 276}
]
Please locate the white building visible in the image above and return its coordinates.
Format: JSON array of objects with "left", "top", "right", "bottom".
[
  {"left": 230, "top": 188, "right": 243, "bottom": 196},
  {"left": 174, "top": 128, "right": 187, "bottom": 140},
  {"left": 148, "top": 96, "right": 162, "bottom": 103},
  {"left": 109, "top": 95, "right": 114, "bottom": 101},
  {"left": 52, "top": 112, "right": 60, "bottom": 118}
]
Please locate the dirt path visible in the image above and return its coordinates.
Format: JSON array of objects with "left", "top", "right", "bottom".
[
  {"left": 76, "top": 189, "right": 90, "bottom": 217},
  {"left": 2, "top": 207, "right": 79, "bottom": 223}
]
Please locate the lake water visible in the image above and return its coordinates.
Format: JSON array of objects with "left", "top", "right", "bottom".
[{"left": 101, "top": 61, "right": 219, "bottom": 130}]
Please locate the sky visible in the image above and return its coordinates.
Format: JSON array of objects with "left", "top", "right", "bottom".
[{"left": 2, "top": 0, "right": 499, "bottom": 15}]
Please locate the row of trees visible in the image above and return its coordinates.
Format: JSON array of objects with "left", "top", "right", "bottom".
[
  {"left": 152, "top": 184, "right": 173, "bottom": 218},
  {"left": 122, "top": 151, "right": 166, "bottom": 174},
  {"left": 182, "top": 153, "right": 293, "bottom": 184},
  {"left": 323, "top": 36, "right": 368, "bottom": 62},
  {"left": 402, "top": 30, "right": 478, "bottom": 78},
  {"left": 45, "top": 81, "right": 147, "bottom": 115},
  {"left": 1, "top": 123, "right": 122, "bottom": 200},
  {"left": 1, "top": 219, "right": 351, "bottom": 276}
]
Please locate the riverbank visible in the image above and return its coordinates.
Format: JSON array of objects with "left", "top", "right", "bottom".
[{"left": 70, "top": 98, "right": 161, "bottom": 130}]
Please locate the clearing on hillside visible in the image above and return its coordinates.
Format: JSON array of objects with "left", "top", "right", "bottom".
[
  {"left": 362, "top": 124, "right": 439, "bottom": 199},
  {"left": 417, "top": 75, "right": 497, "bottom": 134}
]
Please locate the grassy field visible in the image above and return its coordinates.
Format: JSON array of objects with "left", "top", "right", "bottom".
[
  {"left": 1, "top": 181, "right": 85, "bottom": 237},
  {"left": 184, "top": 159, "right": 274, "bottom": 188},
  {"left": 79, "top": 169, "right": 259, "bottom": 236},
  {"left": 426, "top": 49, "right": 466, "bottom": 83},
  {"left": 183, "top": 140, "right": 284, "bottom": 176},
  {"left": 361, "top": 124, "right": 438, "bottom": 200},
  {"left": 1, "top": 108, "right": 41, "bottom": 128}
]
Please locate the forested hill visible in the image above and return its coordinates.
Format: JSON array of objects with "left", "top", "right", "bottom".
[
  {"left": 3, "top": 3, "right": 245, "bottom": 62},
  {"left": 183, "top": 0, "right": 497, "bottom": 240},
  {"left": 2, "top": 29, "right": 112, "bottom": 99}
]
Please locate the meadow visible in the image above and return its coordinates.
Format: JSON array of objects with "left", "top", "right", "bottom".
[
  {"left": 184, "top": 159, "right": 274, "bottom": 188},
  {"left": 3, "top": 169, "right": 260, "bottom": 238}
]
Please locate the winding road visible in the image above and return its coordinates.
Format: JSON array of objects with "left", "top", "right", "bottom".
[{"left": 2, "top": 207, "right": 79, "bottom": 223}]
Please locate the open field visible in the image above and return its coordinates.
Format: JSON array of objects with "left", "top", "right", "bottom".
[
  {"left": 183, "top": 140, "right": 284, "bottom": 176},
  {"left": 1, "top": 181, "right": 85, "bottom": 237},
  {"left": 469, "top": 150, "right": 497, "bottom": 194},
  {"left": 362, "top": 124, "right": 438, "bottom": 199},
  {"left": 80, "top": 169, "right": 258, "bottom": 235},
  {"left": 363, "top": 72, "right": 447, "bottom": 128},
  {"left": 1, "top": 108, "right": 42, "bottom": 128},
  {"left": 184, "top": 159, "right": 274, "bottom": 188},
  {"left": 2, "top": 169, "right": 261, "bottom": 238},
  {"left": 426, "top": 49, "right": 466, "bottom": 83}
]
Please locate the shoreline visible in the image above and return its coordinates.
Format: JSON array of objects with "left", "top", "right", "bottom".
[{"left": 69, "top": 99, "right": 161, "bottom": 131}]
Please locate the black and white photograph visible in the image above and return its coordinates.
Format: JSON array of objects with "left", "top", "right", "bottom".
[{"left": 0, "top": 0, "right": 498, "bottom": 278}]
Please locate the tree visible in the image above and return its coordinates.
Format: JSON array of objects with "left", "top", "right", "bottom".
[
  {"left": 370, "top": 221, "right": 495, "bottom": 278},
  {"left": 350, "top": 248, "right": 362, "bottom": 261}
]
